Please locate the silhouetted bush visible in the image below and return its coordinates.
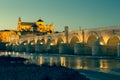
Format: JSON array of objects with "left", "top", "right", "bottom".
[{"left": 0, "top": 41, "right": 6, "bottom": 51}]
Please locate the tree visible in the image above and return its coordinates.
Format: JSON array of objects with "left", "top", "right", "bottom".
[{"left": 0, "top": 41, "right": 6, "bottom": 51}]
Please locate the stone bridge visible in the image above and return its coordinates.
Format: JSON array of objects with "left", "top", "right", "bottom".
[{"left": 6, "top": 26, "right": 120, "bottom": 56}]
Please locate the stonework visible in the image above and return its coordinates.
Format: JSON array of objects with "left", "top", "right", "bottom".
[
  {"left": 17, "top": 17, "right": 54, "bottom": 33},
  {"left": 0, "top": 30, "right": 18, "bottom": 42}
]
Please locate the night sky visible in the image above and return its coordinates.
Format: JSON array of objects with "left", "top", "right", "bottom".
[{"left": 0, "top": 0, "right": 120, "bottom": 31}]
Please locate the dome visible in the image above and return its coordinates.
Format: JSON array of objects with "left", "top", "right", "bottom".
[{"left": 37, "top": 19, "right": 44, "bottom": 22}]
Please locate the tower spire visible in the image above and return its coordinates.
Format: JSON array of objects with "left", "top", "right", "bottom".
[
  {"left": 18, "top": 17, "right": 21, "bottom": 22},
  {"left": 18, "top": 17, "right": 21, "bottom": 31}
]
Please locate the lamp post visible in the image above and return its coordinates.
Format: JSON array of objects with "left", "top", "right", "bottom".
[
  {"left": 82, "top": 30, "right": 84, "bottom": 43},
  {"left": 65, "top": 26, "right": 69, "bottom": 44}
]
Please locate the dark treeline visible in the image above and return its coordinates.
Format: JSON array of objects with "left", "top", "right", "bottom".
[{"left": 0, "top": 41, "right": 6, "bottom": 51}]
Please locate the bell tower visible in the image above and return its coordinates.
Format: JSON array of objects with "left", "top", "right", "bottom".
[{"left": 17, "top": 17, "right": 21, "bottom": 31}]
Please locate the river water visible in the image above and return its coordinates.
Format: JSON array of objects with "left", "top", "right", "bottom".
[{"left": 1, "top": 52, "right": 120, "bottom": 80}]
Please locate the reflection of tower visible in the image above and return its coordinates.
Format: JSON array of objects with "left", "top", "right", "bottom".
[
  {"left": 60, "top": 57, "right": 66, "bottom": 67},
  {"left": 18, "top": 17, "right": 21, "bottom": 31},
  {"left": 76, "top": 59, "right": 84, "bottom": 69},
  {"left": 39, "top": 56, "right": 43, "bottom": 65}
]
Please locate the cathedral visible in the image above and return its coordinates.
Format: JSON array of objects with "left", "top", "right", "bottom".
[
  {"left": 0, "top": 17, "right": 55, "bottom": 42},
  {"left": 17, "top": 17, "right": 54, "bottom": 34}
]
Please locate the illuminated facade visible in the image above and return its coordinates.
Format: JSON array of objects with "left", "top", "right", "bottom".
[
  {"left": 0, "top": 30, "right": 18, "bottom": 42},
  {"left": 0, "top": 17, "right": 54, "bottom": 42},
  {"left": 17, "top": 17, "right": 54, "bottom": 33}
]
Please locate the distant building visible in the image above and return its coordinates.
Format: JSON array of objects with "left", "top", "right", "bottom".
[
  {"left": 0, "top": 30, "right": 19, "bottom": 42},
  {"left": 0, "top": 17, "right": 54, "bottom": 42},
  {"left": 17, "top": 17, "right": 54, "bottom": 34}
]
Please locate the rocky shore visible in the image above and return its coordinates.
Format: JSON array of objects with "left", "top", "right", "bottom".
[{"left": 0, "top": 56, "right": 89, "bottom": 80}]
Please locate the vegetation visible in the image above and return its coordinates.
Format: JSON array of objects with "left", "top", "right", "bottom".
[{"left": 0, "top": 41, "right": 6, "bottom": 51}]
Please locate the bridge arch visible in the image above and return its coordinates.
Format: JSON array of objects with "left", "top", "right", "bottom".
[
  {"left": 69, "top": 35, "right": 81, "bottom": 48},
  {"left": 107, "top": 36, "right": 120, "bottom": 46},
  {"left": 54, "top": 37, "right": 66, "bottom": 46},
  {"left": 105, "top": 35, "right": 120, "bottom": 55},
  {"left": 36, "top": 39, "right": 45, "bottom": 44},
  {"left": 21, "top": 40, "right": 28, "bottom": 45},
  {"left": 99, "top": 37, "right": 106, "bottom": 45},
  {"left": 39, "top": 38, "right": 45, "bottom": 44},
  {"left": 57, "top": 37, "right": 64, "bottom": 44},
  {"left": 87, "top": 31, "right": 99, "bottom": 47},
  {"left": 46, "top": 39, "right": 51, "bottom": 44},
  {"left": 41, "top": 38, "right": 47, "bottom": 44},
  {"left": 29, "top": 40, "right": 35, "bottom": 45}
]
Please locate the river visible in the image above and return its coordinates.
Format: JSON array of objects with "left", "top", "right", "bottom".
[{"left": 1, "top": 51, "right": 120, "bottom": 80}]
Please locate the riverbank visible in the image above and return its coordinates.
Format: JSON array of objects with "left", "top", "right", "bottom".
[
  {"left": 1, "top": 53, "right": 120, "bottom": 80},
  {"left": 0, "top": 56, "right": 89, "bottom": 80},
  {"left": 78, "top": 69, "right": 120, "bottom": 80}
]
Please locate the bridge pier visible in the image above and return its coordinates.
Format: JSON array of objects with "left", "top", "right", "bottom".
[
  {"left": 19, "top": 42, "right": 27, "bottom": 52},
  {"left": 26, "top": 41, "right": 35, "bottom": 53},
  {"left": 12, "top": 44, "right": 19, "bottom": 52},
  {"left": 6, "top": 44, "right": 12, "bottom": 51},
  {"left": 35, "top": 44, "right": 46, "bottom": 53},
  {"left": 74, "top": 43, "right": 85, "bottom": 55},
  {"left": 92, "top": 39, "right": 103, "bottom": 56},
  {"left": 46, "top": 45, "right": 58, "bottom": 53},
  {"left": 11, "top": 44, "right": 15, "bottom": 51},
  {"left": 92, "top": 45, "right": 103, "bottom": 56},
  {"left": 59, "top": 43, "right": 73, "bottom": 54},
  {"left": 117, "top": 43, "right": 120, "bottom": 57}
]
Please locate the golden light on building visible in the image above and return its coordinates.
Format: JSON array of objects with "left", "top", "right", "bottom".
[
  {"left": 50, "top": 42, "right": 54, "bottom": 46},
  {"left": 103, "top": 36, "right": 109, "bottom": 45},
  {"left": 0, "top": 30, "right": 18, "bottom": 42},
  {"left": 24, "top": 43, "right": 27, "bottom": 45},
  {"left": 17, "top": 17, "right": 54, "bottom": 34},
  {"left": 100, "top": 41, "right": 104, "bottom": 45}
]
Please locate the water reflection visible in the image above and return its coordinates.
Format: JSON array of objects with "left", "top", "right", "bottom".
[
  {"left": 3, "top": 52, "right": 120, "bottom": 74},
  {"left": 30, "top": 54, "right": 120, "bottom": 70},
  {"left": 39, "top": 56, "right": 43, "bottom": 65},
  {"left": 100, "top": 59, "right": 119, "bottom": 68},
  {"left": 60, "top": 57, "right": 66, "bottom": 67}
]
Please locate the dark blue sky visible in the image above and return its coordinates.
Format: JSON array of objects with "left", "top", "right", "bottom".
[{"left": 0, "top": 0, "right": 120, "bottom": 31}]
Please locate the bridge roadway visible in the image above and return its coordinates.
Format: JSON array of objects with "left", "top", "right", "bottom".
[{"left": 6, "top": 26, "right": 120, "bottom": 56}]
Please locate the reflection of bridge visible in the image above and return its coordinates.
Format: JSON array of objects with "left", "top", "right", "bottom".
[{"left": 6, "top": 26, "right": 120, "bottom": 56}]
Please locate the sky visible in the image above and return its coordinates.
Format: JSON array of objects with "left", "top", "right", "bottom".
[{"left": 0, "top": 0, "right": 120, "bottom": 31}]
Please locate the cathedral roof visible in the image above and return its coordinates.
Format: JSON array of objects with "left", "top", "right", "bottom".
[{"left": 21, "top": 22, "right": 34, "bottom": 25}]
